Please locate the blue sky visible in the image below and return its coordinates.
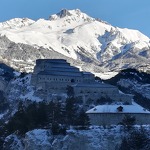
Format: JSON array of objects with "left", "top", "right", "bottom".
[{"left": 1, "top": 0, "right": 150, "bottom": 37}]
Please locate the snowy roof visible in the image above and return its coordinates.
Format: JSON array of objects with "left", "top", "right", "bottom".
[{"left": 86, "top": 104, "right": 150, "bottom": 114}]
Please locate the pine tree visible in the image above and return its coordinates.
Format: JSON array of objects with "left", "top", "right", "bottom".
[
  {"left": 77, "top": 108, "right": 90, "bottom": 128},
  {"left": 37, "top": 102, "right": 48, "bottom": 127},
  {"left": 122, "top": 115, "right": 136, "bottom": 130},
  {"left": 119, "top": 137, "right": 130, "bottom": 150},
  {"left": 6, "top": 102, "right": 28, "bottom": 135},
  {"left": 128, "top": 128, "right": 150, "bottom": 150},
  {"left": 65, "top": 97, "right": 77, "bottom": 126},
  {"left": 25, "top": 102, "right": 38, "bottom": 130},
  {"left": 47, "top": 101, "right": 56, "bottom": 126},
  {"left": 66, "top": 85, "right": 74, "bottom": 98},
  {"left": 51, "top": 122, "right": 60, "bottom": 135},
  {"left": 119, "top": 128, "right": 150, "bottom": 150}
]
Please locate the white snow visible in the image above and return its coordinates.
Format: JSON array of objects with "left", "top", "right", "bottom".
[
  {"left": 0, "top": 113, "right": 4, "bottom": 119},
  {"left": 86, "top": 103, "right": 150, "bottom": 114},
  {"left": 117, "top": 27, "right": 149, "bottom": 42},
  {"left": 24, "top": 129, "right": 52, "bottom": 150},
  {"left": 13, "top": 71, "right": 21, "bottom": 77},
  {"left": 0, "top": 9, "right": 149, "bottom": 75},
  {"left": 20, "top": 89, "right": 42, "bottom": 102},
  {"left": 8, "top": 74, "right": 42, "bottom": 102},
  {"left": 4, "top": 134, "right": 24, "bottom": 150},
  {"left": 25, "top": 129, "right": 51, "bottom": 145},
  {"left": 94, "top": 72, "right": 118, "bottom": 80},
  {"left": 0, "top": 9, "right": 149, "bottom": 62},
  {"left": 0, "top": 18, "right": 34, "bottom": 30}
]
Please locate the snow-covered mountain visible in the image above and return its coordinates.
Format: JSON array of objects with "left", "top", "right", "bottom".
[{"left": 0, "top": 9, "right": 150, "bottom": 76}]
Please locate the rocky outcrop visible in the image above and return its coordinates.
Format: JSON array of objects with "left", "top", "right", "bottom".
[
  {"left": 3, "top": 127, "right": 125, "bottom": 150},
  {"left": 24, "top": 129, "right": 52, "bottom": 150},
  {"left": 3, "top": 134, "right": 24, "bottom": 150}
]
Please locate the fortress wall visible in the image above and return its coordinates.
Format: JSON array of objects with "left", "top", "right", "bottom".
[
  {"left": 37, "top": 75, "right": 83, "bottom": 84},
  {"left": 87, "top": 113, "right": 150, "bottom": 125}
]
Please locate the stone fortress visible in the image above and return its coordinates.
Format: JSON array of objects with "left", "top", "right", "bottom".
[
  {"left": 31, "top": 59, "right": 150, "bottom": 125},
  {"left": 31, "top": 59, "right": 132, "bottom": 104}
]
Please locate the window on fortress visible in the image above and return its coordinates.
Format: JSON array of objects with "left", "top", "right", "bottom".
[{"left": 71, "top": 79, "right": 75, "bottom": 83}]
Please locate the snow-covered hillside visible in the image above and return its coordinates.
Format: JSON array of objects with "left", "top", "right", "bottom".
[
  {"left": 3, "top": 126, "right": 150, "bottom": 150},
  {"left": 0, "top": 9, "right": 150, "bottom": 76},
  {"left": 105, "top": 69, "right": 150, "bottom": 110}
]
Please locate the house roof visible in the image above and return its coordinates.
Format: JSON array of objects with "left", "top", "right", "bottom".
[{"left": 86, "top": 104, "right": 150, "bottom": 114}]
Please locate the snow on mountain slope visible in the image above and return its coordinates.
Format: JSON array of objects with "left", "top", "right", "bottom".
[
  {"left": 0, "top": 9, "right": 150, "bottom": 75},
  {"left": 117, "top": 27, "right": 149, "bottom": 42},
  {"left": 0, "top": 18, "right": 35, "bottom": 30},
  {"left": 0, "top": 9, "right": 110, "bottom": 60}
]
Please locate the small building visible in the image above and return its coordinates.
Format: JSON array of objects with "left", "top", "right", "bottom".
[{"left": 86, "top": 104, "right": 150, "bottom": 125}]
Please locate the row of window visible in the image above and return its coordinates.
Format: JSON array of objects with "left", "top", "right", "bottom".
[
  {"left": 80, "top": 91, "right": 98, "bottom": 94},
  {"left": 38, "top": 77, "right": 82, "bottom": 82},
  {"left": 79, "top": 91, "right": 105, "bottom": 94}
]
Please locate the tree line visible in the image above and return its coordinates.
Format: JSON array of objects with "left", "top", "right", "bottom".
[{"left": 2, "top": 97, "right": 90, "bottom": 137}]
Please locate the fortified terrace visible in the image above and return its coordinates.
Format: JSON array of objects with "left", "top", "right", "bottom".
[{"left": 31, "top": 59, "right": 132, "bottom": 104}]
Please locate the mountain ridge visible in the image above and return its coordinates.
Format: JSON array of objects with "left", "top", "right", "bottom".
[{"left": 0, "top": 9, "right": 149, "bottom": 77}]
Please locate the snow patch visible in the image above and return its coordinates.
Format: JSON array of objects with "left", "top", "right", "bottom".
[{"left": 95, "top": 72, "right": 118, "bottom": 80}]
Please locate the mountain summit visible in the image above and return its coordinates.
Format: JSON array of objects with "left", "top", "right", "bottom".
[
  {"left": 49, "top": 9, "right": 93, "bottom": 21},
  {"left": 0, "top": 9, "right": 149, "bottom": 76}
]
